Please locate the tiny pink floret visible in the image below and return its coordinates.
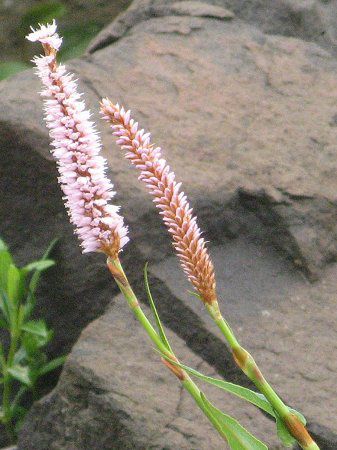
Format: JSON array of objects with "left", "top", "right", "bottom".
[{"left": 27, "top": 22, "right": 128, "bottom": 255}]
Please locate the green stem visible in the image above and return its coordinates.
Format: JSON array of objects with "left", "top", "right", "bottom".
[
  {"left": 107, "top": 258, "right": 228, "bottom": 443},
  {"left": 207, "top": 302, "right": 319, "bottom": 450}
]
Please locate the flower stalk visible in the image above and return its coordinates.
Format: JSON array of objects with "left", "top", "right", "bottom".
[
  {"left": 207, "top": 305, "right": 319, "bottom": 450},
  {"left": 102, "top": 101, "right": 319, "bottom": 450},
  {"left": 106, "top": 257, "right": 229, "bottom": 442},
  {"left": 26, "top": 22, "right": 233, "bottom": 447}
]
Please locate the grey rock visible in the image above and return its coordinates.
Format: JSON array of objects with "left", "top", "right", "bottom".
[
  {"left": 18, "top": 299, "right": 283, "bottom": 449},
  {"left": 88, "top": 0, "right": 337, "bottom": 54},
  {"left": 0, "top": 9, "right": 335, "bottom": 360},
  {"left": 88, "top": 1, "right": 234, "bottom": 53},
  {"left": 149, "top": 240, "right": 337, "bottom": 448},
  {"left": 0, "top": 0, "right": 336, "bottom": 447}
]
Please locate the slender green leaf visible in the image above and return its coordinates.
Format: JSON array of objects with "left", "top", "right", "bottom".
[
  {"left": 0, "top": 243, "right": 13, "bottom": 291},
  {"left": 160, "top": 353, "right": 275, "bottom": 417},
  {"left": 23, "top": 293, "right": 36, "bottom": 321},
  {"left": 23, "top": 259, "right": 55, "bottom": 273},
  {"left": 22, "top": 330, "right": 52, "bottom": 355},
  {"left": 28, "top": 238, "right": 58, "bottom": 296},
  {"left": 7, "top": 263, "right": 26, "bottom": 305},
  {"left": 200, "top": 393, "right": 268, "bottom": 450},
  {"left": 21, "top": 320, "right": 49, "bottom": 338},
  {"left": 59, "top": 22, "right": 101, "bottom": 60},
  {"left": 38, "top": 355, "right": 66, "bottom": 376},
  {"left": 20, "top": 1, "right": 66, "bottom": 33},
  {"left": 11, "top": 385, "right": 28, "bottom": 412},
  {"left": 0, "top": 289, "right": 14, "bottom": 329},
  {"left": 8, "top": 365, "right": 32, "bottom": 387},
  {"left": 187, "top": 290, "right": 202, "bottom": 300},
  {"left": 144, "top": 263, "right": 172, "bottom": 352},
  {"left": 14, "top": 346, "right": 27, "bottom": 365}
]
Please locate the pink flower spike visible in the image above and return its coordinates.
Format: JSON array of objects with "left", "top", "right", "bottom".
[
  {"left": 27, "top": 23, "right": 128, "bottom": 257},
  {"left": 101, "top": 99, "right": 217, "bottom": 305}
]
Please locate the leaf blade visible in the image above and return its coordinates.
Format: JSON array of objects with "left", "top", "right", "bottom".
[
  {"left": 200, "top": 392, "right": 268, "bottom": 450},
  {"left": 23, "top": 259, "right": 55, "bottom": 273},
  {"left": 144, "top": 263, "right": 172, "bottom": 352},
  {"left": 7, "top": 365, "right": 32, "bottom": 387},
  {"left": 38, "top": 355, "right": 66, "bottom": 376},
  {"left": 160, "top": 353, "right": 275, "bottom": 417},
  {"left": 28, "top": 238, "right": 58, "bottom": 296}
]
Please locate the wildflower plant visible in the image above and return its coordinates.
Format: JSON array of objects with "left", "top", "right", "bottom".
[
  {"left": 0, "top": 238, "right": 65, "bottom": 442},
  {"left": 27, "top": 21, "right": 320, "bottom": 450}
]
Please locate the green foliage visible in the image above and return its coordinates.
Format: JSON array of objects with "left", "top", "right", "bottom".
[
  {"left": 0, "top": 237, "right": 66, "bottom": 443},
  {"left": 59, "top": 22, "right": 101, "bottom": 61},
  {"left": 160, "top": 355, "right": 276, "bottom": 416},
  {"left": 20, "top": 1, "right": 66, "bottom": 33},
  {"left": 0, "top": 2, "right": 102, "bottom": 81},
  {"left": 160, "top": 354, "right": 307, "bottom": 447},
  {"left": 200, "top": 393, "right": 268, "bottom": 449}
]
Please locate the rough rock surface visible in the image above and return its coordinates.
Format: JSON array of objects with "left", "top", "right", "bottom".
[
  {"left": 88, "top": 0, "right": 337, "bottom": 54},
  {"left": 0, "top": 0, "right": 336, "bottom": 447},
  {"left": 150, "top": 241, "right": 337, "bottom": 448},
  {"left": 18, "top": 299, "right": 284, "bottom": 450}
]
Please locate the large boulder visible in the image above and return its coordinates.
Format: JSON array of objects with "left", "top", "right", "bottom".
[
  {"left": 18, "top": 299, "right": 284, "bottom": 449},
  {"left": 17, "top": 261, "right": 337, "bottom": 449},
  {"left": 0, "top": 0, "right": 336, "bottom": 446},
  {"left": 88, "top": 0, "right": 337, "bottom": 54}
]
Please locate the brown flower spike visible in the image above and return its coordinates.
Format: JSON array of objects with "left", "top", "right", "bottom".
[{"left": 101, "top": 99, "right": 217, "bottom": 304}]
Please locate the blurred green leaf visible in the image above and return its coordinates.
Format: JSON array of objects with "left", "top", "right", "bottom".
[
  {"left": 0, "top": 62, "right": 30, "bottom": 81},
  {"left": 8, "top": 365, "right": 32, "bottom": 387},
  {"left": 22, "top": 319, "right": 49, "bottom": 339},
  {"left": 11, "top": 386, "right": 27, "bottom": 412},
  {"left": 20, "top": 1, "right": 66, "bottom": 34},
  {"left": 22, "top": 329, "right": 52, "bottom": 355},
  {"left": 14, "top": 346, "right": 27, "bottom": 365},
  {"left": 23, "top": 259, "right": 55, "bottom": 274},
  {"left": 38, "top": 355, "right": 66, "bottom": 376},
  {"left": 7, "top": 264, "right": 26, "bottom": 305},
  {"left": 23, "top": 293, "right": 36, "bottom": 322},
  {"left": 28, "top": 238, "right": 58, "bottom": 297},
  {"left": 200, "top": 393, "right": 268, "bottom": 449},
  {"left": 0, "top": 289, "right": 13, "bottom": 327},
  {"left": 59, "top": 22, "right": 101, "bottom": 60},
  {"left": 0, "top": 240, "right": 13, "bottom": 291},
  {"left": 0, "top": 288, "right": 10, "bottom": 330}
]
